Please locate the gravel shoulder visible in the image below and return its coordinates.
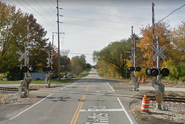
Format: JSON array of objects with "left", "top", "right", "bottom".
[{"left": 109, "top": 80, "right": 185, "bottom": 124}]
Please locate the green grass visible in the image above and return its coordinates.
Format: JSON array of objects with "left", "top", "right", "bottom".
[
  {"left": 78, "top": 70, "right": 89, "bottom": 77},
  {"left": 0, "top": 80, "right": 20, "bottom": 84},
  {"left": 0, "top": 70, "right": 90, "bottom": 84},
  {"left": 0, "top": 78, "right": 78, "bottom": 84}
]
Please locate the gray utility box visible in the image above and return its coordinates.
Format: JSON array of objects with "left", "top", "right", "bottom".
[{"left": 31, "top": 73, "right": 47, "bottom": 80}]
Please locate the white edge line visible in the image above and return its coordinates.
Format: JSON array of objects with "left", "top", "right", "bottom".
[
  {"left": 10, "top": 93, "right": 52, "bottom": 120},
  {"left": 107, "top": 83, "right": 115, "bottom": 92},
  {"left": 60, "top": 87, "right": 66, "bottom": 90},
  {"left": 117, "top": 97, "right": 134, "bottom": 124}
]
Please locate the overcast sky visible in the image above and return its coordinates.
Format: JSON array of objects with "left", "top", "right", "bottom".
[{"left": 1, "top": 0, "right": 185, "bottom": 65}]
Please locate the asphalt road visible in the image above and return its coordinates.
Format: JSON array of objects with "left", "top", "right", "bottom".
[{"left": 0, "top": 69, "right": 137, "bottom": 124}]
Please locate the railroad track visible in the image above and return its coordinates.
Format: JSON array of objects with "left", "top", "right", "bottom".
[
  {"left": 135, "top": 95, "right": 185, "bottom": 103},
  {"left": 0, "top": 87, "right": 18, "bottom": 91},
  {"left": 0, "top": 87, "right": 38, "bottom": 92}
]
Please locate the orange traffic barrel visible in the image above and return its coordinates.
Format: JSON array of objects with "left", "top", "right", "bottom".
[
  {"left": 138, "top": 77, "right": 141, "bottom": 84},
  {"left": 142, "top": 77, "right": 146, "bottom": 83},
  {"left": 141, "top": 94, "right": 150, "bottom": 113}
]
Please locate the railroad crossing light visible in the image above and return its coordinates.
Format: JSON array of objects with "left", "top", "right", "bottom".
[
  {"left": 50, "top": 67, "right": 54, "bottom": 71},
  {"left": 146, "top": 68, "right": 159, "bottom": 76},
  {"left": 135, "top": 67, "right": 141, "bottom": 72},
  {"left": 127, "top": 66, "right": 135, "bottom": 71},
  {"left": 151, "top": 68, "right": 159, "bottom": 76},
  {"left": 146, "top": 68, "right": 151, "bottom": 76},
  {"left": 161, "top": 68, "right": 169, "bottom": 76},
  {"left": 48, "top": 67, "right": 51, "bottom": 71},
  {"left": 14, "top": 67, "right": 20, "bottom": 73},
  {"left": 22, "top": 66, "right": 28, "bottom": 73},
  {"left": 43, "top": 67, "right": 48, "bottom": 72},
  {"left": 29, "top": 66, "right": 34, "bottom": 72}
]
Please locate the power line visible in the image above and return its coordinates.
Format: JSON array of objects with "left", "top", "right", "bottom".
[
  {"left": 63, "top": 34, "right": 74, "bottom": 53},
  {"left": 21, "top": 0, "right": 56, "bottom": 31},
  {"left": 64, "top": 8, "right": 151, "bottom": 20},
  {"left": 43, "top": 0, "right": 56, "bottom": 13},
  {"left": 158, "top": 4, "right": 185, "bottom": 23},
  {"left": 11, "top": 0, "right": 56, "bottom": 32},
  {"left": 34, "top": 0, "right": 55, "bottom": 19},
  {"left": 69, "top": 53, "right": 92, "bottom": 56},
  {"left": 64, "top": 15, "right": 145, "bottom": 26},
  {"left": 63, "top": 22, "right": 139, "bottom": 31}
]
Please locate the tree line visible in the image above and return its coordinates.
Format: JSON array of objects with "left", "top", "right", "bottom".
[
  {"left": 93, "top": 22, "right": 185, "bottom": 81},
  {"left": 0, "top": 2, "right": 91, "bottom": 80}
]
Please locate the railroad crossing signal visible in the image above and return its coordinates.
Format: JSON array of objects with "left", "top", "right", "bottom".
[
  {"left": 161, "top": 68, "right": 169, "bottom": 76},
  {"left": 47, "top": 51, "right": 53, "bottom": 66},
  {"left": 17, "top": 50, "right": 29, "bottom": 62},
  {"left": 146, "top": 68, "right": 159, "bottom": 76},
  {"left": 129, "top": 56, "right": 133, "bottom": 63},
  {"left": 127, "top": 66, "right": 141, "bottom": 72},
  {"left": 14, "top": 67, "right": 20, "bottom": 73},
  {"left": 152, "top": 46, "right": 166, "bottom": 60},
  {"left": 47, "top": 58, "right": 53, "bottom": 65},
  {"left": 128, "top": 66, "right": 135, "bottom": 71},
  {"left": 135, "top": 67, "right": 141, "bottom": 72},
  {"left": 129, "top": 55, "right": 136, "bottom": 63},
  {"left": 146, "top": 67, "right": 169, "bottom": 76},
  {"left": 43, "top": 67, "right": 54, "bottom": 72}
]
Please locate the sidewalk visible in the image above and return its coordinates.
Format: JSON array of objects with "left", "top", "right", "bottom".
[{"left": 139, "top": 86, "right": 185, "bottom": 92}]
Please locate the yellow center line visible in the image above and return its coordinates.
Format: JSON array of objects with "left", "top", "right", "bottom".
[
  {"left": 70, "top": 84, "right": 91, "bottom": 124},
  {"left": 70, "top": 95, "right": 86, "bottom": 124},
  {"left": 91, "top": 70, "right": 94, "bottom": 79},
  {"left": 85, "top": 84, "right": 91, "bottom": 91},
  {"left": 73, "top": 95, "right": 86, "bottom": 123}
]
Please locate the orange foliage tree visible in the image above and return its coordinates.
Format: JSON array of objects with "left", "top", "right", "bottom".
[{"left": 137, "top": 22, "right": 172, "bottom": 68}]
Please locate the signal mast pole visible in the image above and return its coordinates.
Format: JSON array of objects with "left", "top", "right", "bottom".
[{"left": 152, "top": 2, "right": 155, "bottom": 67}]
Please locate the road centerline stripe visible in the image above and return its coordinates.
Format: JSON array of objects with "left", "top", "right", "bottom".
[
  {"left": 70, "top": 83, "right": 90, "bottom": 124},
  {"left": 85, "top": 84, "right": 91, "bottom": 91},
  {"left": 70, "top": 95, "right": 86, "bottom": 124},
  {"left": 74, "top": 95, "right": 86, "bottom": 123}
]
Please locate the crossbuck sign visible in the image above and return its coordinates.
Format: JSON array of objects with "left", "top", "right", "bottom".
[
  {"left": 129, "top": 56, "right": 133, "bottom": 63},
  {"left": 17, "top": 50, "right": 29, "bottom": 62},
  {"left": 152, "top": 46, "right": 166, "bottom": 60},
  {"left": 47, "top": 58, "right": 53, "bottom": 65}
]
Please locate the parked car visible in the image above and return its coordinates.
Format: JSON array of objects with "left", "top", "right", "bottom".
[
  {"left": 67, "top": 74, "right": 75, "bottom": 78},
  {"left": 64, "top": 75, "right": 68, "bottom": 78}
]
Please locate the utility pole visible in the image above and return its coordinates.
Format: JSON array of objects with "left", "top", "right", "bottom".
[{"left": 57, "top": 0, "right": 60, "bottom": 80}]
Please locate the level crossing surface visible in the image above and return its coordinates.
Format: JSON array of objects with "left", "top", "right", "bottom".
[{"left": 0, "top": 69, "right": 137, "bottom": 124}]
